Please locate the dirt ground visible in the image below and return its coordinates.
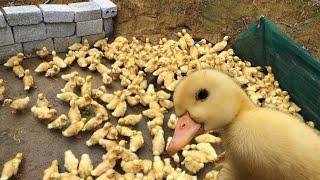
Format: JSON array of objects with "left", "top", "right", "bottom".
[
  {"left": 0, "top": 0, "right": 319, "bottom": 60},
  {"left": 0, "top": 55, "right": 223, "bottom": 179}
]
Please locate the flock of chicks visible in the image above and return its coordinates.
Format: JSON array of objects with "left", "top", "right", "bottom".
[{"left": 0, "top": 29, "right": 316, "bottom": 180}]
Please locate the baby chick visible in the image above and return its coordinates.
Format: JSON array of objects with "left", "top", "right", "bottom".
[
  {"left": 129, "top": 131, "right": 144, "bottom": 152},
  {"left": 118, "top": 114, "right": 142, "bottom": 126},
  {"left": 91, "top": 101, "right": 109, "bottom": 120},
  {"left": 78, "top": 154, "right": 93, "bottom": 178},
  {"left": 69, "top": 42, "right": 83, "bottom": 51},
  {"left": 43, "top": 160, "right": 58, "bottom": 180},
  {"left": 35, "top": 61, "right": 54, "bottom": 73},
  {"left": 75, "top": 95, "right": 92, "bottom": 109},
  {"left": 86, "top": 123, "right": 112, "bottom": 146},
  {"left": 36, "top": 93, "right": 50, "bottom": 108},
  {"left": 81, "top": 76, "right": 93, "bottom": 97},
  {"left": 0, "top": 153, "right": 23, "bottom": 180},
  {"left": 4, "top": 97, "right": 29, "bottom": 113},
  {"left": 4, "top": 53, "right": 25, "bottom": 67},
  {"left": 69, "top": 100, "right": 81, "bottom": 123},
  {"left": 36, "top": 47, "right": 49, "bottom": 59},
  {"left": 12, "top": 60, "right": 25, "bottom": 78},
  {"left": 64, "top": 51, "right": 76, "bottom": 66},
  {"left": 64, "top": 150, "right": 79, "bottom": 175},
  {"left": 112, "top": 100, "right": 127, "bottom": 117},
  {"left": 56, "top": 92, "right": 78, "bottom": 102},
  {"left": 31, "top": 106, "right": 57, "bottom": 120},
  {"left": 23, "top": 69, "right": 35, "bottom": 91},
  {"left": 82, "top": 113, "right": 104, "bottom": 131},
  {"left": 62, "top": 118, "right": 86, "bottom": 137},
  {"left": 52, "top": 51, "right": 67, "bottom": 68},
  {"left": 48, "top": 114, "right": 69, "bottom": 129},
  {"left": 45, "top": 65, "right": 60, "bottom": 77}
]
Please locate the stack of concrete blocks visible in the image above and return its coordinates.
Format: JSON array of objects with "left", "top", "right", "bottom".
[{"left": 0, "top": 0, "right": 117, "bottom": 62}]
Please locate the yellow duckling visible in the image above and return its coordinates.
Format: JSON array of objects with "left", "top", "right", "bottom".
[
  {"left": 31, "top": 106, "right": 57, "bottom": 120},
  {"left": 4, "top": 97, "right": 29, "bottom": 113},
  {"left": 78, "top": 154, "right": 93, "bottom": 178},
  {"left": 36, "top": 47, "right": 49, "bottom": 59},
  {"left": 211, "top": 36, "right": 230, "bottom": 53},
  {"left": 0, "top": 79, "right": 5, "bottom": 102},
  {"left": 68, "top": 100, "right": 81, "bottom": 123},
  {"left": 45, "top": 65, "right": 60, "bottom": 77},
  {"left": 62, "top": 118, "right": 86, "bottom": 137},
  {"left": 12, "top": 60, "right": 25, "bottom": 78},
  {"left": 75, "top": 95, "right": 92, "bottom": 109},
  {"left": 82, "top": 113, "right": 104, "bottom": 131},
  {"left": 0, "top": 153, "right": 23, "bottom": 180},
  {"left": 94, "top": 38, "right": 108, "bottom": 49},
  {"left": 167, "top": 69, "right": 320, "bottom": 180},
  {"left": 35, "top": 61, "right": 54, "bottom": 73},
  {"left": 91, "top": 101, "right": 109, "bottom": 120},
  {"left": 69, "top": 42, "right": 83, "bottom": 51},
  {"left": 23, "top": 69, "right": 35, "bottom": 91},
  {"left": 64, "top": 51, "right": 76, "bottom": 66},
  {"left": 80, "top": 39, "right": 90, "bottom": 51},
  {"left": 4, "top": 53, "right": 25, "bottom": 67},
  {"left": 48, "top": 114, "right": 69, "bottom": 129},
  {"left": 56, "top": 92, "right": 78, "bottom": 102},
  {"left": 52, "top": 51, "right": 67, "bottom": 68},
  {"left": 43, "top": 160, "right": 58, "bottom": 180},
  {"left": 81, "top": 76, "right": 93, "bottom": 97}
]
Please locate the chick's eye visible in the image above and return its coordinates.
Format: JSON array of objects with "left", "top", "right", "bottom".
[{"left": 196, "top": 89, "right": 209, "bottom": 101}]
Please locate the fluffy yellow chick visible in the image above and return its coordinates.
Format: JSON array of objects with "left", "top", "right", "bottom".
[
  {"left": 167, "top": 114, "right": 177, "bottom": 129},
  {"left": 31, "top": 106, "right": 57, "bottom": 120},
  {"left": 12, "top": 60, "right": 25, "bottom": 78},
  {"left": 91, "top": 157, "right": 117, "bottom": 177},
  {"left": 36, "top": 47, "right": 49, "bottom": 59},
  {"left": 77, "top": 56, "right": 89, "bottom": 68},
  {"left": 112, "top": 100, "right": 127, "bottom": 117},
  {"left": 129, "top": 131, "right": 144, "bottom": 152},
  {"left": 68, "top": 100, "right": 81, "bottom": 123},
  {"left": 152, "top": 156, "right": 164, "bottom": 179},
  {"left": 45, "top": 65, "right": 60, "bottom": 77},
  {"left": 75, "top": 95, "right": 91, "bottom": 109},
  {"left": 61, "top": 79, "right": 76, "bottom": 93},
  {"left": 195, "top": 133, "right": 221, "bottom": 144},
  {"left": 23, "top": 69, "right": 35, "bottom": 90},
  {"left": 35, "top": 61, "right": 54, "bottom": 73},
  {"left": 0, "top": 153, "right": 23, "bottom": 180},
  {"left": 4, "top": 97, "right": 29, "bottom": 112},
  {"left": 0, "top": 79, "right": 5, "bottom": 102},
  {"left": 106, "top": 94, "right": 120, "bottom": 110},
  {"left": 211, "top": 36, "right": 229, "bottom": 52},
  {"left": 204, "top": 170, "right": 219, "bottom": 180},
  {"left": 52, "top": 51, "right": 67, "bottom": 68},
  {"left": 118, "top": 114, "right": 142, "bottom": 126},
  {"left": 98, "top": 139, "right": 118, "bottom": 151},
  {"left": 48, "top": 114, "right": 69, "bottom": 129},
  {"left": 64, "top": 51, "right": 76, "bottom": 66},
  {"left": 94, "top": 38, "right": 108, "bottom": 49},
  {"left": 56, "top": 92, "right": 78, "bottom": 102},
  {"left": 82, "top": 113, "right": 104, "bottom": 131},
  {"left": 116, "top": 125, "right": 135, "bottom": 137},
  {"left": 78, "top": 154, "right": 93, "bottom": 178},
  {"left": 62, "top": 118, "right": 86, "bottom": 137},
  {"left": 64, "top": 150, "right": 79, "bottom": 175},
  {"left": 43, "top": 160, "right": 58, "bottom": 180},
  {"left": 86, "top": 122, "right": 112, "bottom": 146},
  {"left": 81, "top": 76, "right": 93, "bottom": 97},
  {"left": 91, "top": 101, "right": 109, "bottom": 120},
  {"left": 151, "top": 125, "right": 165, "bottom": 155},
  {"left": 102, "top": 73, "right": 113, "bottom": 85},
  {"left": 69, "top": 42, "right": 83, "bottom": 51},
  {"left": 4, "top": 53, "right": 25, "bottom": 67}
]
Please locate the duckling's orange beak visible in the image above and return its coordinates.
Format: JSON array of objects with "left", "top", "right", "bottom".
[{"left": 167, "top": 113, "right": 202, "bottom": 155}]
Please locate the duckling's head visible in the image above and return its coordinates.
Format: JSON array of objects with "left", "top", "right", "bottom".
[
  {"left": 17, "top": 53, "right": 25, "bottom": 58},
  {"left": 167, "top": 69, "right": 253, "bottom": 155}
]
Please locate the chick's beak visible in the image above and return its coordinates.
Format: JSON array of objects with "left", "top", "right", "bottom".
[{"left": 167, "top": 113, "right": 202, "bottom": 155}]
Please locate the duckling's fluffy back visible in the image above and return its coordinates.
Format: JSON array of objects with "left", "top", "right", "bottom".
[{"left": 223, "top": 108, "right": 320, "bottom": 180}]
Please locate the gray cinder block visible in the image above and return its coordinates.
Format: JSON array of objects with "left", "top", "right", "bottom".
[
  {"left": 46, "top": 23, "right": 76, "bottom": 38},
  {"left": 39, "top": 4, "right": 74, "bottom": 23},
  {"left": 103, "top": 18, "right": 114, "bottom": 36},
  {"left": 0, "top": 11, "right": 7, "bottom": 28},
  {"left": 2, "top": 5, "right": 42, "bottom": 26},
  {"left": 23, "top": 38, "right": 54, "bottom": 57},
  {"left": 91, "top": 0, "right": 117, "bottom": 18},
  {"left": 13, "top": 23, "right": 47, "bottom": 43},
  {"left": 81, "top": 32, "right": 105, "bottom": 46},
  {"left": 0, "top": 26, "right": 14, "bottom": 46},
  {"left": 54, "top": 35, "right": 81, "bottom": 52},
  {"left": 76, "top": 19, "right": 103, "bottom": 36},
  {"left": 0, "top": 43, "right": 23, "bottom": 63},
  {"left": 68, "top": 2, "right": 101, "bottom": 22}
]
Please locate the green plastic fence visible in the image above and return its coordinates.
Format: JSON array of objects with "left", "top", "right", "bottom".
[{"left": 232, "top": 16, "right": 320, "bottom": 129}]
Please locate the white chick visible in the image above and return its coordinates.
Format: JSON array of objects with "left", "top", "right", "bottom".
[
  {"left": 64, "top": 150, "right": 79, "bottom": 175},
  {"left": 78, "top": 154, "right": 93, "bottom": 178},
  {"left": 0, "top": 153, "right": 23, "bottom": 180}
]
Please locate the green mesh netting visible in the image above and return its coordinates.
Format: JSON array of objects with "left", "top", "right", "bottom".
[{"left": 232, "top": 16, "right": 320, "bottom": 129}]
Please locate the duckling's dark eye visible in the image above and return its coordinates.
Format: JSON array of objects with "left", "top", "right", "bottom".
[{"left": 196, "top": 89, "right": 209, "bottom": 101}]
